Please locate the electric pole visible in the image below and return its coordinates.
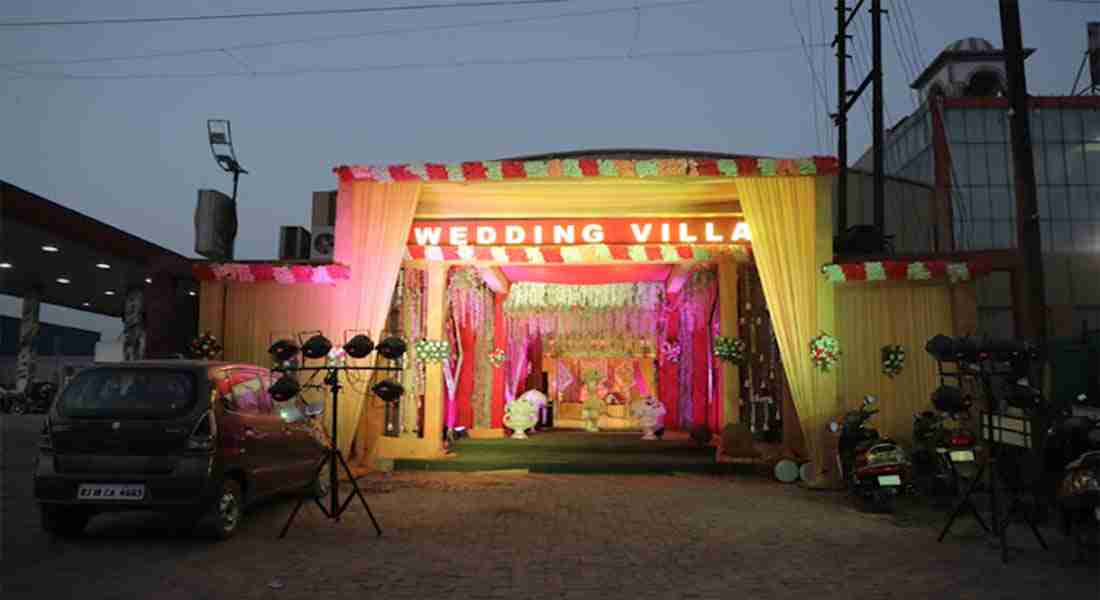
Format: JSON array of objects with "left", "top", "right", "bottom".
[
  {"left": 834, "top": 0, "right": 850, "bottom": 233},
  {"left": 871, "top": 0, "right": 885, "bottom": 235},
  {"left": 999, "top": 0, "right": 1047, "bottom": 346}
]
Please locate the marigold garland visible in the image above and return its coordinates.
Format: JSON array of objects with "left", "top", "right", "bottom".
[
  {"left": 488, "top": 348, "right": 506, "bottom": 368},
  {"left": 809, "top": 332, "right": 841, "bottom": 372}
]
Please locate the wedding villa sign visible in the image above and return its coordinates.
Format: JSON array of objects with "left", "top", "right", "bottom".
[{"left": 408, "top": 217, "right": 751, "bottom": 247}]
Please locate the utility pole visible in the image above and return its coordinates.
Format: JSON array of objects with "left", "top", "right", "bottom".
[
  {"left": 999, "top": 0, "right": 1047, "bottom": 346},
  {"left": 834, "top": 0, "right": 850, "bottom": 233},
  {"left": 870, "top": 0, "right": 885, "bottom": 235}
]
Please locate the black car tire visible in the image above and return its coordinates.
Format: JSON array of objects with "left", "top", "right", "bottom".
[
  {"left": 40, "top": 505, "right": 90, "bottom": 537},
  {"left": 200, "top": 479, "right": 244, "bottom": 541}
]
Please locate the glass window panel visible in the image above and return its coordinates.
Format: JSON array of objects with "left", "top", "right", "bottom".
[
  {"left": 969, "top": 220, "right": 993, "bottom": 249},
  {"left": 1043, "top": 144, "right": 1068, "bottom": 185},
  {"left": 1048, "top": 186, "right": 1069, "bottom": 221},
  {"left": 1089, "top": 187, "right": 1100, "bottom": 220},
  {"left": 1061, "top": 109, "right": 1086, "bottom": 143},
  {"left": 991, "top": 220, "right": 1013, "bottom": 249},
  {"left": 946, "top": 110, "right": 966, "bottom": 143},
  {"left": 1051, "top": 221, "right": 1072, "bottom": 251},
  {"left": 987, "top": 185, "right": 1014, "bottom": 220},
  {"left": 1037, "top": 109, "right": 1064, "bottom": 142},
  {"left": 1038, "top": 187, "right": 1051, "bottom": 219},
  {"left": 1082, "top": 109, "right": 1100, "bottom": 143},
  {"left": 1041, "top": 219, "right": 1053, "bottom": 252},
  {"left": 1028, "top": 109, "right": 1043, "bottom": 142},
  {"left": 968, "top": 144, "right": 989, "bottom": 185},
  {"left": 1065, "top": 143, "right": 1089, "bottom": 185},
  {"left": 968, "top": 187, "right": 991, "bottom": 221},
  {"left": 1086, "top": 143, "right": 1100, "bottom": 181},
  {"left": 1071, "top": 223, "right": 1092, "bottom": 251},
  {"left": 1068, "top": 186, "right": 1090, "bottom": 221},
  {"left": 984, "top": 109, "right": 1007, "bottom": 142},
  {"left": 952, "top": 143, "right": 970, "bottom": 185},
  {"left": 953, "top": 221, "right": 968, "bottom": 250},
  {"left": 985, "top": 143, "right": 1009, "bottom": 187},
  {"left": 965, "top": 109, "right": 986, "bottom": 141}
]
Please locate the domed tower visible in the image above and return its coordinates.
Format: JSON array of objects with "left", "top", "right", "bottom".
[{"left": 910, "top": 37, "right": 1034, "bottom": 102}]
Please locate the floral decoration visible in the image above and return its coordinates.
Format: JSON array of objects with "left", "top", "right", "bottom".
[
  {"left": 714, "top": 336, "right": 748, "bottom": 365},
  {"left": 415, "top": 339, "right": 450, "bottom": 363},
  {"left": 661, "top": 340, "right": 682, "bottom": 363},
  {"left": 188, "top": 331, "right": 222, "bottom": 360},
  {"left": 809, "top": 332, "right": 841, "bottom": 372},
  {"left": 488, "top": 348, "right": 506, "bottom": 368},
  {"left": 881, "top": 344, "right": 905, "bottom": 378}
]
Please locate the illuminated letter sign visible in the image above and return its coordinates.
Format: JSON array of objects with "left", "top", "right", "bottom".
[{"left": 408, "top": 218, "right": 749, "bottom": 246}]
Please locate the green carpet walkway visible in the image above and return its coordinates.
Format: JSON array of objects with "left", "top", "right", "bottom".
[{"left": 394, "top": 430, "right": 741, "bottom": 474}]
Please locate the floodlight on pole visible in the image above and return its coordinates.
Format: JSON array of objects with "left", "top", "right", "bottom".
[{"left": 207, "top": 119, "right": 247, "bottom": 202}]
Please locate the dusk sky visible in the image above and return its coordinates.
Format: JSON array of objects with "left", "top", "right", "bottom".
[{"left": 1, "top": 0, "right": 1096, "bottom": 341}]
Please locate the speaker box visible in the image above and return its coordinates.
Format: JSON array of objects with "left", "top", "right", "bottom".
[
  {"left": 279, "top": 226, "right": 311, "bottom": 260},
  {"left": 312, "top": 191, "right": 337, "bottom": 229},
  {"left": 195, "top": 189, "right": 237, "bottom": 260},
  {"left": 310, "top": 226, "right": 335, "bottom": 262}
]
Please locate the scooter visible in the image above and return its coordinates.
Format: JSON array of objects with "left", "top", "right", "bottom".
[
  {"left": 912, "top": 405, "right": 981, "bottom": 501},
  {"left": 830, "top": 395, "right": 910, "bottom": 513},
  {"left": 1048, "top": 394, "right": 1100, "bottom": 560}
]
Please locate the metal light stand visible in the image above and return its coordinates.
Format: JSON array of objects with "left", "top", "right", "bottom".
[
  {"left": 278, "top": 362, "right": 402, "bottom": 539},
  {"left": 935, "top": 358, "right": 992, "bottom": 540}
]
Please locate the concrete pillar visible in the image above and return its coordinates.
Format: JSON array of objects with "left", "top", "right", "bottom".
[
  {"left": 123, "top": 286, "right": 146, "bottom": 361},
  {"left": 14, "top": 287, "right": 41, "bottom": 393},
  {"left": 422, "top": 262, "right": 447, "bottom": 454}
]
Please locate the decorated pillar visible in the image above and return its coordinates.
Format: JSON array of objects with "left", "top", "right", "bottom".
[
  {"left": 123, "top": 286, "right": 146, "bottom": 361},
  {"left": 717, "top": 260, "right": 740, "bottom": 427},
  {"left": 658, "top": 297, "right": 681, "bottom": 428},
  {"left": 423, "top": 262, "right": 447, "bottom": 454},
  {"left": 14, "top": 287, "right": 41, "bottom": 394},
  {"left": 491, "top": 293, "right": 506, "bottom": 428}
]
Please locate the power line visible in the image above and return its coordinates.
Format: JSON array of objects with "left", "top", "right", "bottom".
[
  {"left": 790, "top": 0, "right": 831, "bottom": 153},
  {"left": 3, "top": 0, "right": 706, "bottom": 68},
  {"left": 817, "top": 0, "right": 834, "bottom": 150},
  {"left": 0, "top": 0, "right": 573, "bottom": 29},
  {"left": 5, "top": 43, "right": 826, "bottom": 81}
]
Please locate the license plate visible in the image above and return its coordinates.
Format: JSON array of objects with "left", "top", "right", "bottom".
[
  {"left": 877, "top": 475, "right": 901, "bottom": 486},
  {"left": 949, "top": 450, "right": 975, "bottom": 463},
  {"left": 77, "top": 484, "right": 145, "bottom": 501}
]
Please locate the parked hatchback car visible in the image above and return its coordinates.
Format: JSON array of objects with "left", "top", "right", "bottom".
[{"left": 34, "top": 361, "right": 326, "bottom": 540}]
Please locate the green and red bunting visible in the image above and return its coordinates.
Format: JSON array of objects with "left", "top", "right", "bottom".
[
  {"left": 821, "top": 260, "right": 991, "bottom": 284},
  {"left": 334, "top": 156, "right": 839, "bottom": 183},
  {"left": 407, "top": 244, "right": 748, "bottom": 263},
  {"left": 192, "top": 263, "right": 351, "bottom": 284}
]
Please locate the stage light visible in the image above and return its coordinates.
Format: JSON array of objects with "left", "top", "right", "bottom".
[
  {"left": 207, "top": 119, "right": 247, "bottom": 203},
  {"left": 56, "top": 277, "right": 70, "bottom": 284},
  {"left": 105, "top": 290, "right": 115, "bottom": 296},
  {"left": 371, "top": 379, "right": 404, "bottom": 403},
  {"left": 343, "top": 334, "right": 375, "bottom": 359},
  {"left": 269, "top": 339, "right": 300, "bottom": 363},
  {"left": 931, "top": 385, "right": 969, "bottom": 414},
  {"left": 42, "top": 245, "right": 59, "bottom": 253},
  {"left": 269, "top": 375, "right": 301, "bottom": 403},
  {"left": 145, "top": 277, "right": 153, "bottom": 284},
  {"left": 95, "top": 263, "right": 111, "bottom": 270},
  {"left": 0, "top": 262, "right": 12, "bottom": 269},
  {"left": 376, "top": 336, "right": 407, "bottom": 360},
  {"left": 301, "top": 334, "right": 332, "bottom": 360}
]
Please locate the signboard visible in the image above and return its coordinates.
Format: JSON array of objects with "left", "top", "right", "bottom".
[{"left": 408, "top": 217, "right": 750, "bottom": 246}]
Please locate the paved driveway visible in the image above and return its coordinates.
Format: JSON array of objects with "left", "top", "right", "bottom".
[{"left": 2, "top": 415, "right": 1097, "bottom": 599}]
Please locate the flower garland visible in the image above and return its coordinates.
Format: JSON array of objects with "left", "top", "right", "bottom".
[
  {"left": 503, "top": 282, "right": 663, "bottom": 313},
  {"left": 415, "top": 339, "right": 450, "bottom": 363},
  {"left": 488, "top": 348, "right": 506, "bottom": 367},
  {"left": 881, "top": 344, "right": 905, "bottom": 378},
  {"left": 187, "top": 331, "right": 222, "bottom": 359},
  {"left": 661, "top": 340, "right": 682, "bottom": 363},
  {"left": 809, "top": 332, "right": 841, "bottom": 372},
  {"left": 714, "top": 336, "right": 747, "bottom": 364}
]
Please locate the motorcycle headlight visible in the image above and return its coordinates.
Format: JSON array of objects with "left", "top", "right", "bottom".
[{"left": 1067, "top": 468, "right": 1100, "bottom": 494}]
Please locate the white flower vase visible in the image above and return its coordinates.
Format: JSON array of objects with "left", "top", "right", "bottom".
[
  {"left": 504, "top": 398, "right": 538, "bottom": 440},
  {"left": 632, "top": 398, "right": 666, "bottom": 441}
]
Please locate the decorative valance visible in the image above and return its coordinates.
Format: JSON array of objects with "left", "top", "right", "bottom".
[
  {"left": 406, "top": 244, "right": 747, "bottom": 263},
  {"left": 544, "top": 335, "right": 656, "bottom": 359},
  {"left": 504, "top": 282, "right": 663, "bottom": 314},
  {"left": 335, "top": 156, "right": 839, "bottom": 183},
  {"left": 192, "top": 262, "right": 350, "bottom": 284},
  {"left": 821, "top": 260, "right": 991, "bottom": 284}
]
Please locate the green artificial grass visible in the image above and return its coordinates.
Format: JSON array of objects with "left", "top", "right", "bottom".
[{"left": 394, "top": 430, "right": 737, "bottom": 475}]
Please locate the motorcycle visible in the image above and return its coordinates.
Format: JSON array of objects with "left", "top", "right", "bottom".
[
  {"left": 829, "top": 395, "right": 911, "bottom": 513},
  {"left": 911, "top": 406, "right": 981, "bottom": 501},
  {"left": 1047, "top": 394, "right": 1100, "bottom": 560}
]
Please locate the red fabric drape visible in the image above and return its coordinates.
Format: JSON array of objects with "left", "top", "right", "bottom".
[
  {"left": 455, "top": 325, "right": 477, "bottom": 429},
  {"left": 659, "top": 301, "right": 680, "bottom": 429},
  {"left": 692, "top": 324, "right": 708, "bottom": 427},
  {"left": 491, "top": 293, "right": 506, "bottom": 428}
]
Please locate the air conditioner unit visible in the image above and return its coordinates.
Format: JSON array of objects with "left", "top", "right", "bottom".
[
  {"left": 279, "top": 226, "right": 311, "bottom": 261},
  {"left": 310, "top": 226, "right": 335, "bottom": 262}
]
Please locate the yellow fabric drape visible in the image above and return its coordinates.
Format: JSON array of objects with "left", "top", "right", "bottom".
[
  {"left": 332, "top": 181, "right": 422, "bottom": 459},
  {"left": 835, "top": 283, "right": 955, "bottom": 443},
  {"left": 737, "top": 176, "right": 837, "bottom": 481}
]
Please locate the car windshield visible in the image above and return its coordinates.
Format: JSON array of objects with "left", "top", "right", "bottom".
[{"left": 57, "top": 369, "right": 197, "bottom": 419}]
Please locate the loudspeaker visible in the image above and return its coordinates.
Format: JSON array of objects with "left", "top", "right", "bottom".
[
  {"left": 311, "top": 226, "right": 335, "bottom": 262},
  {"left": 312, "top": 191, "right": 337, "bottom": 229},
  {"left": 195, "top": 189, "right": 237, "bottom": 261},
  {"left": 279, "top": 226, "right": 311, "bottom": 260}
]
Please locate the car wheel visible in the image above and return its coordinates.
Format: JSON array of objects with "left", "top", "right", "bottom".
[
  {"left": 202, "top": 479, "right": 243, "bottom": 540},
  {"left": 40, "top": 505, "right": 90, "bottom": 537}
]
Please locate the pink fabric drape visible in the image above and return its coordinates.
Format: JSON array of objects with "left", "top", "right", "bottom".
[
  {"left": 633, "top": 359, "right": 651, "bottom": 397},
  {"left": 505, "top": 335, "right": 530, "bottom": 404},
  {"left": 333, "top": 180, "right": 421, "bottom": 457}
]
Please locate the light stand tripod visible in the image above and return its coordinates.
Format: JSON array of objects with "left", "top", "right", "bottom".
[{"left": 277, "top": 363, "right": 402, "bottom": 539}]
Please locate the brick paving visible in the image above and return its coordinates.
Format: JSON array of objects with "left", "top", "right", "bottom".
[{"left": 2, "top": 415, "right": 1098, "bottom": 599}]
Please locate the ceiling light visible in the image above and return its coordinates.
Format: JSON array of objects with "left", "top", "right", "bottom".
[
  {"left": 81, "top": 302, "right": 91, "bottom": 307},
  {"left": 42, "top": 245, "right": 59, "bottom": 253},
  {"left": 104, "top": 290, "right": 115, "bottom": 296},
  {"left": 188, "top": 291, "right": 197, "bottom": 296},
  {"left": 56, "top": 277, "right": 71, "bottom": 284},
  {"left": 145, "top": 277, "right": 153, "bottom": 284},
  {"left": 95, "top": 263, "right": 111, "bottom": 270},
  {"left": 0, "top": 262, "right": 11, "bottom": 269}
]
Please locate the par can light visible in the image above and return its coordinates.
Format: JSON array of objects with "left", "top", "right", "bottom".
[
  {"left": 269, "top": 375, "right": 301, "bottom": 403},
  {"left": 301, "top": 334, "right": 333, "bottom": 360},
  {"left": 371, "top": 379, "right": 405, "bottom": 403},
  {"left": 269, "top": 339, "right": 300, "bottom": 363},
  {"left": 376, "top": 336, "right": 407, "bottom": 360},
  {"left": 343, "top": 334, "right": 375, "bottom": 359}
]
